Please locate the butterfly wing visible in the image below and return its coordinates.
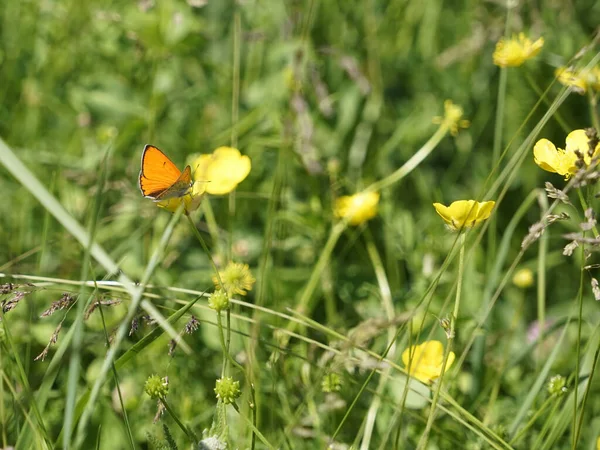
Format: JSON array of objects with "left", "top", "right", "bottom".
[
  {"left": 139, "top": 145, "right": 186, "bottom": 199},
  {"left": 154, "top": 165, "right": 193, "bottom": 200}
]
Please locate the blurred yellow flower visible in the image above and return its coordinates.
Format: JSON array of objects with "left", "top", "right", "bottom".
[
  {"left": 533, "top": 129, "right": 600, "bottom": 178},
  {"left": 213, "top": 261, "right": 256, "bottom": 296},
  {"left": 596, "top": 436, "right": 600, "bottom": 450},
  {"left": 192, "top": 147, "right": 251, "bottom": 195},
  {"left": 433, "top": 200, "right": 495, "bottom": 231},
  {"left": 493, "top": 33, "right": 544, "bottom": 68},
  {"left": 402, "top": 340, "right": 455, "bottom": 384},
  {"left": 556, "top": 66, "right": 600, "bottom": 94},
  {"left": 157, "top": 181, "right": 207, "bottom": 213},
  {"left": 432, "top": 100, "right": 470, "bottom": 136},
  {"left": 512, "top": 268, "right": 534, "bottom": 289},
  {"left": 334, "top": 191, "right": 380, "bottom": 225}
]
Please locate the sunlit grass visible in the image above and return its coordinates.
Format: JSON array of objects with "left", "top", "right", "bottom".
[{"left": 1, "top": 0, "right": 600, "bottom": 449}]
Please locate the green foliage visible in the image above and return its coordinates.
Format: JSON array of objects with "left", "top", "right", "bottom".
[{"left": 1, "top": 0, "right": 600, "bottom": 449}]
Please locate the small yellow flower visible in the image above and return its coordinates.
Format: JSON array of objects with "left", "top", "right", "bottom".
[
  {"left": 212, "top": 261, "right": 256, "bottom": 296},
  {"left": 192, "top": 147, "right": 251, "bottom": 195},
  {"left": 433, "top": 200, "right": 495, "bottom": 231},
  {"left": 156, "top": 180, "right": 207, "bottom": 213},
  {"left": 493, "top": 33, "right": 544, "bottom": 68},
  {"left": 512, "top": 268, "right": 534, "bottom": 289},
  {"left": 597, "top": 436, "right": 600, "bottom": 450},
  {"left": 334, "top": 191, "right": 380, "bottom": 225},
  {"left": 432, "top": 100, "right": 470, "bottom": 136},
  {"left": 556, "top": 66, "right": 600, "bottom": 94},
  {"left": 402, "top": 340, "right": 455, "bottom": 384},
  {"left": 533, "top": 129, "right": 600, "bottom": 178}
]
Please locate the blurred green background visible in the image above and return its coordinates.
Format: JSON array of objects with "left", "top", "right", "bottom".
[{"left": 2, "top": 0, "right": 600, "bottom": 448}]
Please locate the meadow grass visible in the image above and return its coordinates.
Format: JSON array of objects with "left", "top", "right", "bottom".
[{"left": 1, "top": 0, "right": 600, "bottom": 449}]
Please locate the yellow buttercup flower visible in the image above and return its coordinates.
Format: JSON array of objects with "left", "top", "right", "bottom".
[
  {"left": 157, "top": 181, "right": 207, "bottom": 213},
  {"left": 432, "top": 100, "right": 470, "bottom": 136},
  {"left": 533, "top": 129, "right": 600, "bottom": 178},
  {"left": 433, "top": 200, "right": 495, "bottom": 231},
  {"left": 192, "top": 147, "right": 251, "bottom": 195},
  {"left": 402, "top": 340, "right": 455, "bottom": 384},
  {"left": 512, "top": 268, "right": 534, "bottom": 289},
  {"left": 493, "top": 33, "right": 544, "bottom": 68},
  {"left": 556, "top": 66, "right": 600, "bottom": 94},
  {"left": 212, "top": 261, "right": 256, "bottom": 296},
  {"left": 334, "top": 191, "right": 380, "bottom": 225}
]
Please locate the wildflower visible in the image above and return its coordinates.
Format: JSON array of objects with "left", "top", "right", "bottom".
[
  {"left": 432, "top": 100, "right": 470, "bottom": 136},
  {"left": 556, "top": 66, "right": 600, "bottom": 94},
  {"left": 192, "top": 147, "right": 251, "bottom": 195},
  {"left": 533, "top": 129, "right": 600, "bottom": 178},
  {"left": 214, "top": 376, "right": 241, "bottom": 404},
  {"left": 144, "top": 375, "right": 169, "bottom": 399},
  {"left": 212, "top": 262, "right": 256, "bottom": 296},
  {"left": 334, "top": 191, "right": 380, "bottom": 225},
  {"left": 433, "top": 200, "right": 495, "bottom": 231},
  {"left": 547, "top": 375, "right": 567, "bottom": 396},
  {"left": 512, "top": 268, "right": 534, "bottom": 289},
  {"left": 156, "top": 180, "right": 207, "bottom": 213},
  {"left": 208, "top": 289, "right": 230, "bottom": 312},
  {"left": 402, "top": 340, "right": 455, "bottom": 384},
  {"left": 493, "top": 33, "right": 544, "bottom": 67}
]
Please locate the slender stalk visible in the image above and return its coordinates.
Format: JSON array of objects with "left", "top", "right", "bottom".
[
  {"left": 160, "top": 398, "right": 197, "bottom": 443},
  {"left": 201, "top": 199, "right": 222, "bottom": 259},
  {"left": 366, "top": 124, "right": 449, "bottom": 192},
  {"left": 589, "top": 91, "right": 600, "bottom": 132},
  {"left": 571, "top": 246, "right": 585, "bottom": 450},
  {"left": 359, "top": 231, "right": 396, "bottom": 450},
  {"left": 509, "top": 395, "right": 555, "bottom": 445},
  {"left": 537, "top": 191, "right": 548, "bottom": 364},
  {"left": 418, "top": 232, "right": 466, "bottom": 450}
]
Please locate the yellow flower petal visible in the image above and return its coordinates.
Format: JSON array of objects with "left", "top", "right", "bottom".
[
  {"left": 493, "top": 33, "right": 544, "bottom": 68},
  {"left": 533, "top": 129, "right": 599, "bottom": 179},
  {"left": 556, "top": 67, "right": 588, "bottom": 94},
  {"left": 433, "top": 200, "right": 495, "bottom": 231},
  {"left": 402, "top": 340, "right": 455, "bottom": 384},
  {"left": 334, "top": 191, "right": 380, "bottom": 225},
  {"left": 192, "top": 147, "right": 251, "bottom": 195},
  {"left": 565, "top": 129, "right": 600, "bottom": 165},
  {"left": 533, "top": 139, "right": 562, "bottom": 174}
]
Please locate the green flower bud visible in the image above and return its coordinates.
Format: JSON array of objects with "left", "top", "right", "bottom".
[
  {"left": 208, "top": 290, "right": 230, "bottom": 312},
  {"left": 214, "top": 376, "right": 241, "bottom": 405},
  {"left": 144, "top": 374, "right": 169, "bottom": 400},
  {"left": 547, "top": 375, "right": 567, "bottom": 396}
]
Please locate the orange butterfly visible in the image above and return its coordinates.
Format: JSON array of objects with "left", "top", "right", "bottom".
[{"left": 139, "top": 145, "right": 193, "bottom": 201}]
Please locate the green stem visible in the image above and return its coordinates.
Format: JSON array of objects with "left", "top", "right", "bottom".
[
  {"left": 231, "top": 402, "right": 274, "bottom": 450},
  {"left": 571, "top": 245, "right": 585, "bottom": 449},
  {"left": 201, "top": 199, "right": 222, "bottom": 259},
  {"left": 160, "top": 398, "right": 197, "bottom": 443},
  {"left": 280, "top": 219, "right": 347, "bottom": 347},
  {"left": 366, "top": 124, "right": 449, "bottom": 192},
  {"left": 588, "top": 91, "right": 600, "bottom": 132},
  {"left": 418, "top": 232, "right": 466, "bottom": 450},
  {"left": 537, "top": 191, "right": 548, "bottom": 365},
  {"left": 509, "top": 394, "right": 555, "bottom": 445}
]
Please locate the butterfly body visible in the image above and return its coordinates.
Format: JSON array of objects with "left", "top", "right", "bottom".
[{"left": 139, "top": 145, "right": 193, "bottom": 201}]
